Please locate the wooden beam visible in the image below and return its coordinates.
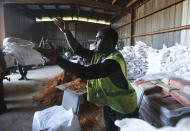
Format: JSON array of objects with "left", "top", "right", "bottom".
[
  {"left": 130, "top": 8, "right": 135, "bottom": 46},
  {"left": 112, "top": 0, "right": 118, "bottom": 5},
  {"left": 126, "top": 0, "right": 138, "bottom": 8},
  {"left": 4, "top": 0, "right": 128, "bottom": 13},
  {"left": 115, "top": 21, "right": 131, "bottom": 30},
  {"left": 133, "top": 24, "right": 190, "bottom": 38},
  {"left": 119, "top": 36, "right": 131, "bottom": 39},
  {"left": 0, "top": 0, "right": 5, "bottom": 48}
]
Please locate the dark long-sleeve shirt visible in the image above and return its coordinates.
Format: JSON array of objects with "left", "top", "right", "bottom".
[
  {"left": 56, "top": 46, "right": 129, "bottom": 89},
  {"left": 56, "top": 46, "right": 120, "bottom": 79}
]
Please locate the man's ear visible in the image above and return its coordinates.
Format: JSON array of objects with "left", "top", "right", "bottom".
[{"left": 108, "top": 38, "right": 115, "bottom": 48}]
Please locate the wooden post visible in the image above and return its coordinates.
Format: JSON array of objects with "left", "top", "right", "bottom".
[
  {"left": 0, "top": 0, "right": 5, "bottom": 49},
  {"left": 130, "top": 7, "right": 135, "bottom": 46}
]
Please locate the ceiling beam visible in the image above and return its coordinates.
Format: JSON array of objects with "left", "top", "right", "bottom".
[
  {"left": 126, "top": 0, "right": 138, "bottom": 8},
  {"left": 112, "top": 0, "right": 118, "bottom": 5},
  {"left": 4, "top": 0, "right": 128, "bottom": 13}
]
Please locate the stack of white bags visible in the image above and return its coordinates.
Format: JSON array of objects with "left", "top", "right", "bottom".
[
  {"left": 121, "top": 41, "right": 190, "bottom": 81},
  {"left": 146, "top": 44, "right": 190, "bottom": 81}
]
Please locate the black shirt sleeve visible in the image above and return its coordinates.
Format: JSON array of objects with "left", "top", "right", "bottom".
[
  {"left": 74, "top": 45, "right": 94, "bottom": 60},
  {"left": 56, "top": 56, "right": 121, "bottom": 80},
  {"left": 77, "top": 59, "right": 121, "bottom": 80}
]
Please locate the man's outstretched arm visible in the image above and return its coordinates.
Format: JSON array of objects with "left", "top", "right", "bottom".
[{"left": 54, "top": 18, "right": 93, "bottom": 60}]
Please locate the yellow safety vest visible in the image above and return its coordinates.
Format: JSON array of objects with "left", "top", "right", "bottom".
[{"left": 87, "top": 51, "right": 137, "bottom": 114}]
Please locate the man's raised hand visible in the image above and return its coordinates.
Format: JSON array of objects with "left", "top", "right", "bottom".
[{"left": 54, "top": 17, "right": 69, "bottom": 33}]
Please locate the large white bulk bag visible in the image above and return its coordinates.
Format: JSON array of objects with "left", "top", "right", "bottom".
[{"left": 3, "top": 37, "right": 44, "bottom": 66}]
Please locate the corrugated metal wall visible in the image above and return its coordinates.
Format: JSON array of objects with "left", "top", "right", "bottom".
[
  {"left": 181, "top": 0, "right": 190, "bottom": 45},
  {"left": 37, "top": 21, "right": 107, "bottom": 49},
  {"left": 113, "top": 0, "right": 190, "bottom": 50},
  {"left": 36, "top": 22, "right": 75, "bottom": 49},
  {"left": 4, "top": 5, "right": 37, "bottom": 43},
  {"left": 113, "top": 14, "right": 131, "bottom": 48}
]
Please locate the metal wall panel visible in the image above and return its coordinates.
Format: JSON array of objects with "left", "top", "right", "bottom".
[
  {"left": 36, "top": 21, "right": 106, "bottom": 49},
  {"left": 184, "top": 0, "right": 190, "bottom": 45},
  {"left": 114, "top": 0, "right": 184, "bottom": 49},
  {"left": 114, "top": 13, "right": 131, "bottom": 48},
  {"left": 4, "top": 5, "right": 37, "bottom": 42}
]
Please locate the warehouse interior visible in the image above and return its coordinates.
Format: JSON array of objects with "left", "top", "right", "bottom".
[{"left": 1, "top": 0, "right": 190, "bottom": 131}]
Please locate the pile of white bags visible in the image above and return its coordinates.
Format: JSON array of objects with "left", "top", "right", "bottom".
[
  {"left": 32, "top": 105, "right": 80, "bottom": 131},
  {"left": 121, "top": 41, "right": 190, "bottom": 81},
  {"left": 146, "top": 44, "right": 190, "bottom": 81},
  {"left": 3, "top": 37, "right": 44, "bottom": 66},
  {"left": 120, "top": 41, "right": 150, "bottom": 79},
  {"left": 115, "top": 117, "right": 190, "bottom": 131}
]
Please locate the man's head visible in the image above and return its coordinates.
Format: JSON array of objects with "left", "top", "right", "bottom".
[{"left": 95, "top": 27, "right": 118, "bottom": 53}]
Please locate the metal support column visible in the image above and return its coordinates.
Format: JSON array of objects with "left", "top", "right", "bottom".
[{"left": 130, "top": 7, "right": 135, "bottom": 46}]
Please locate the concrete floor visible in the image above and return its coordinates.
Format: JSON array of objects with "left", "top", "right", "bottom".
[{"left": 0, "top": 65, "right": 63, "bottom": 131}]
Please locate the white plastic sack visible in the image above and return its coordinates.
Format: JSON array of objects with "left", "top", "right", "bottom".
[
  {"left": 4, "top": 53, "right": 16, "bottom": 68},
  {"left": 32, "top": 105, "right": 80, "bottom": 131},
  {"left": 115, "top": 117, "right": 190, "bottom": 131},
  {"left": 3, "top": 37, "right": 44, "bottom": 66},
  {"left": 3, "top": 37, "right": 34, "bottom": 48}
]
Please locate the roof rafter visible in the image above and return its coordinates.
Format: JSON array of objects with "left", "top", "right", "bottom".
[
  {"left": 4, "top": 0, "right": 129, "bottom": 13},
  {"left": 112, "top": 0, "right": 118, "bottom": 5},
  {"left": 126, "top": 0, "right": 138, "bottom": 8}
]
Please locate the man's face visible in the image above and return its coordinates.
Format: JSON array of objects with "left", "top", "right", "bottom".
[{"left": 95, "top": 31, "right": 109, "bottom": 53}]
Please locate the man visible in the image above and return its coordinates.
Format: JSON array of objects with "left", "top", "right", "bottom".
[
  {"left": 0, "top": 50, "right": 7, "bottom": 114},
  {"left": 37, "top": 18, "right": 138, "bottom": 131}
]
